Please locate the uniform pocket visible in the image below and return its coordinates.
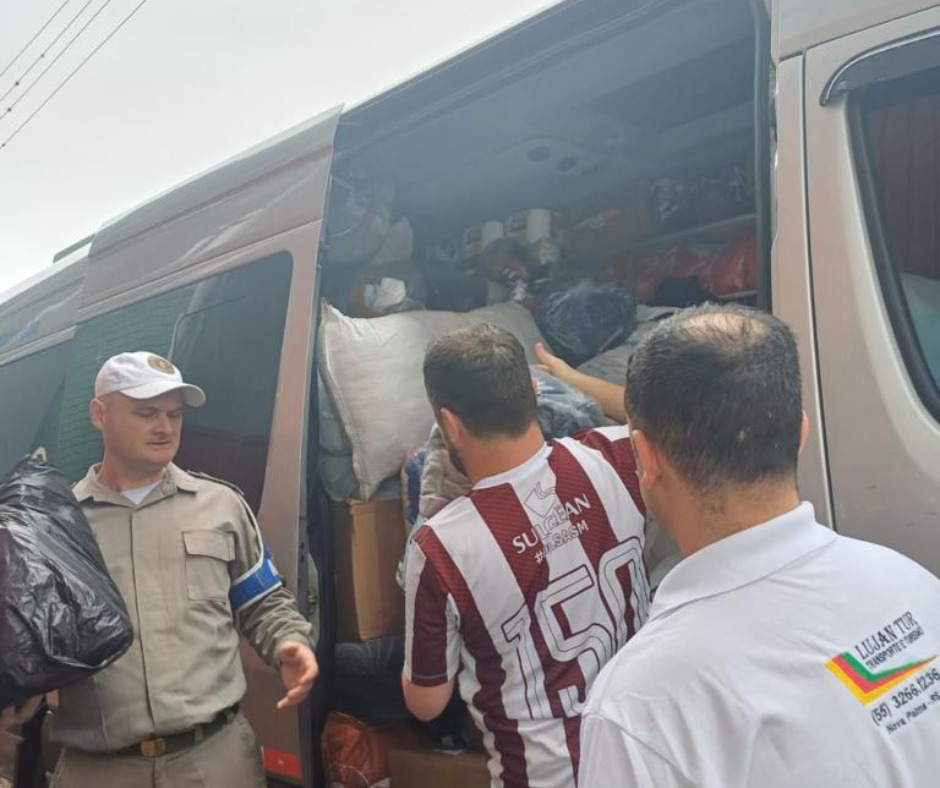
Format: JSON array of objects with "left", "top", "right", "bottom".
[
  {"left": 233, "top": 714, "right": 264, "bottom": 766},
  {"left": 182, "top": 530, "right": 235, "bottom": 601}
]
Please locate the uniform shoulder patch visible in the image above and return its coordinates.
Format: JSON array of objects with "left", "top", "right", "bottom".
[{"left": 185, "top": 470, "right": 247, "bottom": 499}]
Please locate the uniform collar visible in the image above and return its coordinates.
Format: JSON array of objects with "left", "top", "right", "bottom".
[
  {"left": 649, "top": 502, "right": 835, "bottom": 622},
  {"left": 165, "top": 463, "right": 199, "bottom": 493},
  {"left": 74, "top": 462, "right": 198, "bottom": 506}
]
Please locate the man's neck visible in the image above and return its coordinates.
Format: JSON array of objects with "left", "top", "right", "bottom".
[
  {"left": 462, "top": 424, "right": 546, "bottom": 485},
  {"left": 95, "top": 457, "right": 166, "bottom": 493},
  {"left": 669, "top": 482, "right": 802, "bottom": 557}
]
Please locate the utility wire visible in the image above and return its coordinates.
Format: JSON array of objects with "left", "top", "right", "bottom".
[
  {"left": 2, "top": 0, "right": 120, "bottom": 121},
  {"left": 1, "top": 0, "right": 153, "bottom": 150},
  {"left": 0, "top": 0, "right": 100, "bottom": 105},
  {"left": 0, "top": 0, "right": 74, "bottom": 82}
]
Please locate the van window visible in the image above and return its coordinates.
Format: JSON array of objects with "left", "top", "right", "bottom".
[
  {"left": 54, "top": 253, "right": 293, "bottom": 510},
  {"left": 0, "top": 341, "right": 71, "bottom": 476},
  {"left": 854, "top": 65, "right": 940, "bottom": 417}
]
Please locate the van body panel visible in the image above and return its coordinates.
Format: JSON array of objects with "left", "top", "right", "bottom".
[
  {"left": 804, "top": 8, "right": 940, "bottom": 574},
  {"left": 775, "top": 0, "right": 939, "bottom": 61},
  {"left": 238, "top": 225, "right": 325, "bottom": 788},
  {"left": 772, "top": 55, "right": 834, "bottom": 526},
  {"left": 0, "top": 258, "right": 86, "bottom": 361},
  {"left": 80, "top": 108, "right": 341, "bottom": 314}
]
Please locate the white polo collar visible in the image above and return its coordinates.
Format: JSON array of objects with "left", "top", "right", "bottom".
[{"left": 649, "top": 502, "right": 836, "bottom": 622}]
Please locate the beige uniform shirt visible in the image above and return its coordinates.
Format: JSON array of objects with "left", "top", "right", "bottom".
[{"left": 50, "top": 463, "right": 312, "bottom": 753}]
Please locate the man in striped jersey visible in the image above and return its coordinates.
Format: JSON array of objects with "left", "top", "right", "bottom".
[{"left": 402, "top": 324, "right": 650, "bottom": 788}]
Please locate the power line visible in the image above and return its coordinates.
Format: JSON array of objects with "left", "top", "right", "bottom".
[
  {"left": 0, "top": 0, "right": 74, "bottom": 82},
  {"left": 0, "top": 0, "right": 99, "bottom": 105},
  {"left": 1, "top": 0, "right": 153, "bottom": 151},
  {"left": 2, "top": 0, "right": 120, "bottom": 122}
]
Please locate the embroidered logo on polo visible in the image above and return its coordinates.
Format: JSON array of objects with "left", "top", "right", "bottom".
[{"left": 826, "top": 611, "right": 940, "bottom": 735}]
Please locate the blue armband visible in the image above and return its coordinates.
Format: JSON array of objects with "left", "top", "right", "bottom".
[{"left": 230, "top": 544, "right": 283, "bottom": 613}]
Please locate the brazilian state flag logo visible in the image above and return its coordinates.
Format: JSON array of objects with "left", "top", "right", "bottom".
[{"left": 826, "top": 652, "right": 937, "bottom": 705}]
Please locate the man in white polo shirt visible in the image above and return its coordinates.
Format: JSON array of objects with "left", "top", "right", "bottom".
[{"left": 578, "top": 304, "right": 940, "bottom": 788}]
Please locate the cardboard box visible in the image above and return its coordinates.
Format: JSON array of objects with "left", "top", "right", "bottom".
[
  {"left": 389, "top": 747, "right": 490, "bottom": 788},
  {"left": 333, "top": 499, "right": 407, "bottom": 642}
]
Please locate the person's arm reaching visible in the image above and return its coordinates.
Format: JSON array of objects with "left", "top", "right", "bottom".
[
  {"left": 535, "top": 343, "right": 628, "bottom": 424},
  {"left": 403, "top": 540, "right": 460, "bottom": 722}
]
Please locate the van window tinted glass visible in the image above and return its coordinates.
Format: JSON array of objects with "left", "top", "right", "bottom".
[
  {"left": 0, "top": 341, "right": 72, "bottom": 476},
  {"left": 55, "top": 253, "right": 292, "bottom": 511},
  {"left": 858, "top": 66, "right": 940, "bottom": 403}
]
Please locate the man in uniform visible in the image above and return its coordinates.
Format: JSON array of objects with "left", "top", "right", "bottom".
[{"left": 49, "top": 351, "right": 318, "bottom": 788}]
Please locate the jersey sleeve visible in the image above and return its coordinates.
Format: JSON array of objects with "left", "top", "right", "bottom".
[
  {"left": 579, "top": 713, "right": 694, "bottom": 788},
  {"left": 574, "top": 425, "right": 645, "bottom": 514},
  {"left": 404, "top": 538, "right": 460, "bottom": 687}
]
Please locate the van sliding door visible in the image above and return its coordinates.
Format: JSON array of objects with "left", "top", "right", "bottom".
[
  {"left": 804, "top": 10, "right": 940, "bottom": 572},
  {"left": 65, "top": 106, "right": 342, "bottom": 788}
]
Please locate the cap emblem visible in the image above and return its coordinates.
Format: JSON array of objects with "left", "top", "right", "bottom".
[{"left": 147, "top": 355, "right": 176, "bottom": 375}]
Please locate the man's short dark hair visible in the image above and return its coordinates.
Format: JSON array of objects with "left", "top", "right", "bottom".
[
  {"left": 625, "top": 304, "right": 803, "bottom": 493},
  {"left": 424, "top": 324, "right": 537, "bottom": 439}
]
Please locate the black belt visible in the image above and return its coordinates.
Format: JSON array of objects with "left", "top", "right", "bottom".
[{"left": 116, "top": 704, "right": 239, "bottom": 758}]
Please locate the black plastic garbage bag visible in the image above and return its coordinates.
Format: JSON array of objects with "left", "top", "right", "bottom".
[
  {"left": 0, "top": 458, "right": 133, "bottom": 707},
  {"left": 535, "top": 280, "right": 638, "bottom": 366}
]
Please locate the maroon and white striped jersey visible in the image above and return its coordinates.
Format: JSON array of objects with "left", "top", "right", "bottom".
[{"left": 404, "top": 426, "right": 650, "bottom": 788}]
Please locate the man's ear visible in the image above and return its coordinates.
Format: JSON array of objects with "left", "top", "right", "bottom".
[
  {"left": 89, "top": 398, "right": 106, "bottom": 432},
  {"left": 632, "top": 429, "right": 663, "bottom": 491},
  {"left": 798, "top": 411, "right": 810, "bottom": 455},
  {"left": 438, "top": 407, "right": 466, "bottom": 447}
]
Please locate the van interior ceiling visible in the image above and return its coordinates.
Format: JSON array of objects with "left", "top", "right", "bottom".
[{"left": 322, "top": 0, "right": 762, "bottom": 311}]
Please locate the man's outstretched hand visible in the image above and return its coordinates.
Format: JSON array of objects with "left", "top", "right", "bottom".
[{"left": 275, "top": 641, "right": 318, "bottom": 711}]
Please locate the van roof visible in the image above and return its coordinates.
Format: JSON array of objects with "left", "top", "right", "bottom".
[
  {"left": 42, "top": 0, "right": 939, "bottom": 289},
  {"left": 0, "top": 253, "right": 87, "bottom": 360},
  {"left": 0, "top": 253, "right": 86, "bottom": 314}
]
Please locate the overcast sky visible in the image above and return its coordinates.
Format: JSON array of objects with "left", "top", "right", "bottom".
[{"left": 0, "top": 0, "right": 552, "bottom": 294}]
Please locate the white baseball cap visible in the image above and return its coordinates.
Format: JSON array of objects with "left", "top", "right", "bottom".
[{"left": 94, "top": 352, "right": 206, "bottom": 407}]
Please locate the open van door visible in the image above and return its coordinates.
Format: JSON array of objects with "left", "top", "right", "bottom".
[
  {"left": 52, "top": 106, "right": 342, "bottom": 787},
  {"left": 800, "top": 4, "right": 940, "bottom": 573}
]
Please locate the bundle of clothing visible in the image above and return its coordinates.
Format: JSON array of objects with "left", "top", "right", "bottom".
[
  {"left": 0, "top": 458, "right": 133, "bottom": 707},
  {"left": 397, "top": 368, "right": 605, "bottom": 586}
]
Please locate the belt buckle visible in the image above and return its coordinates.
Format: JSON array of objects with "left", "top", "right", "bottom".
[{"left": 140, "top": 738, "right": 167, "bottom": 758}]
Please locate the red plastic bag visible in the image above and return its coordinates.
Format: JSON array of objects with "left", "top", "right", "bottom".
[
  {"left": 626, "top": 248, "right": 687, "bottom": 301},
  {"left": 321, "top": 712, "right": 424, "bottom": 788},
  {"left": 706, "top": 235, "right": 757, "bottom": 296}
]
